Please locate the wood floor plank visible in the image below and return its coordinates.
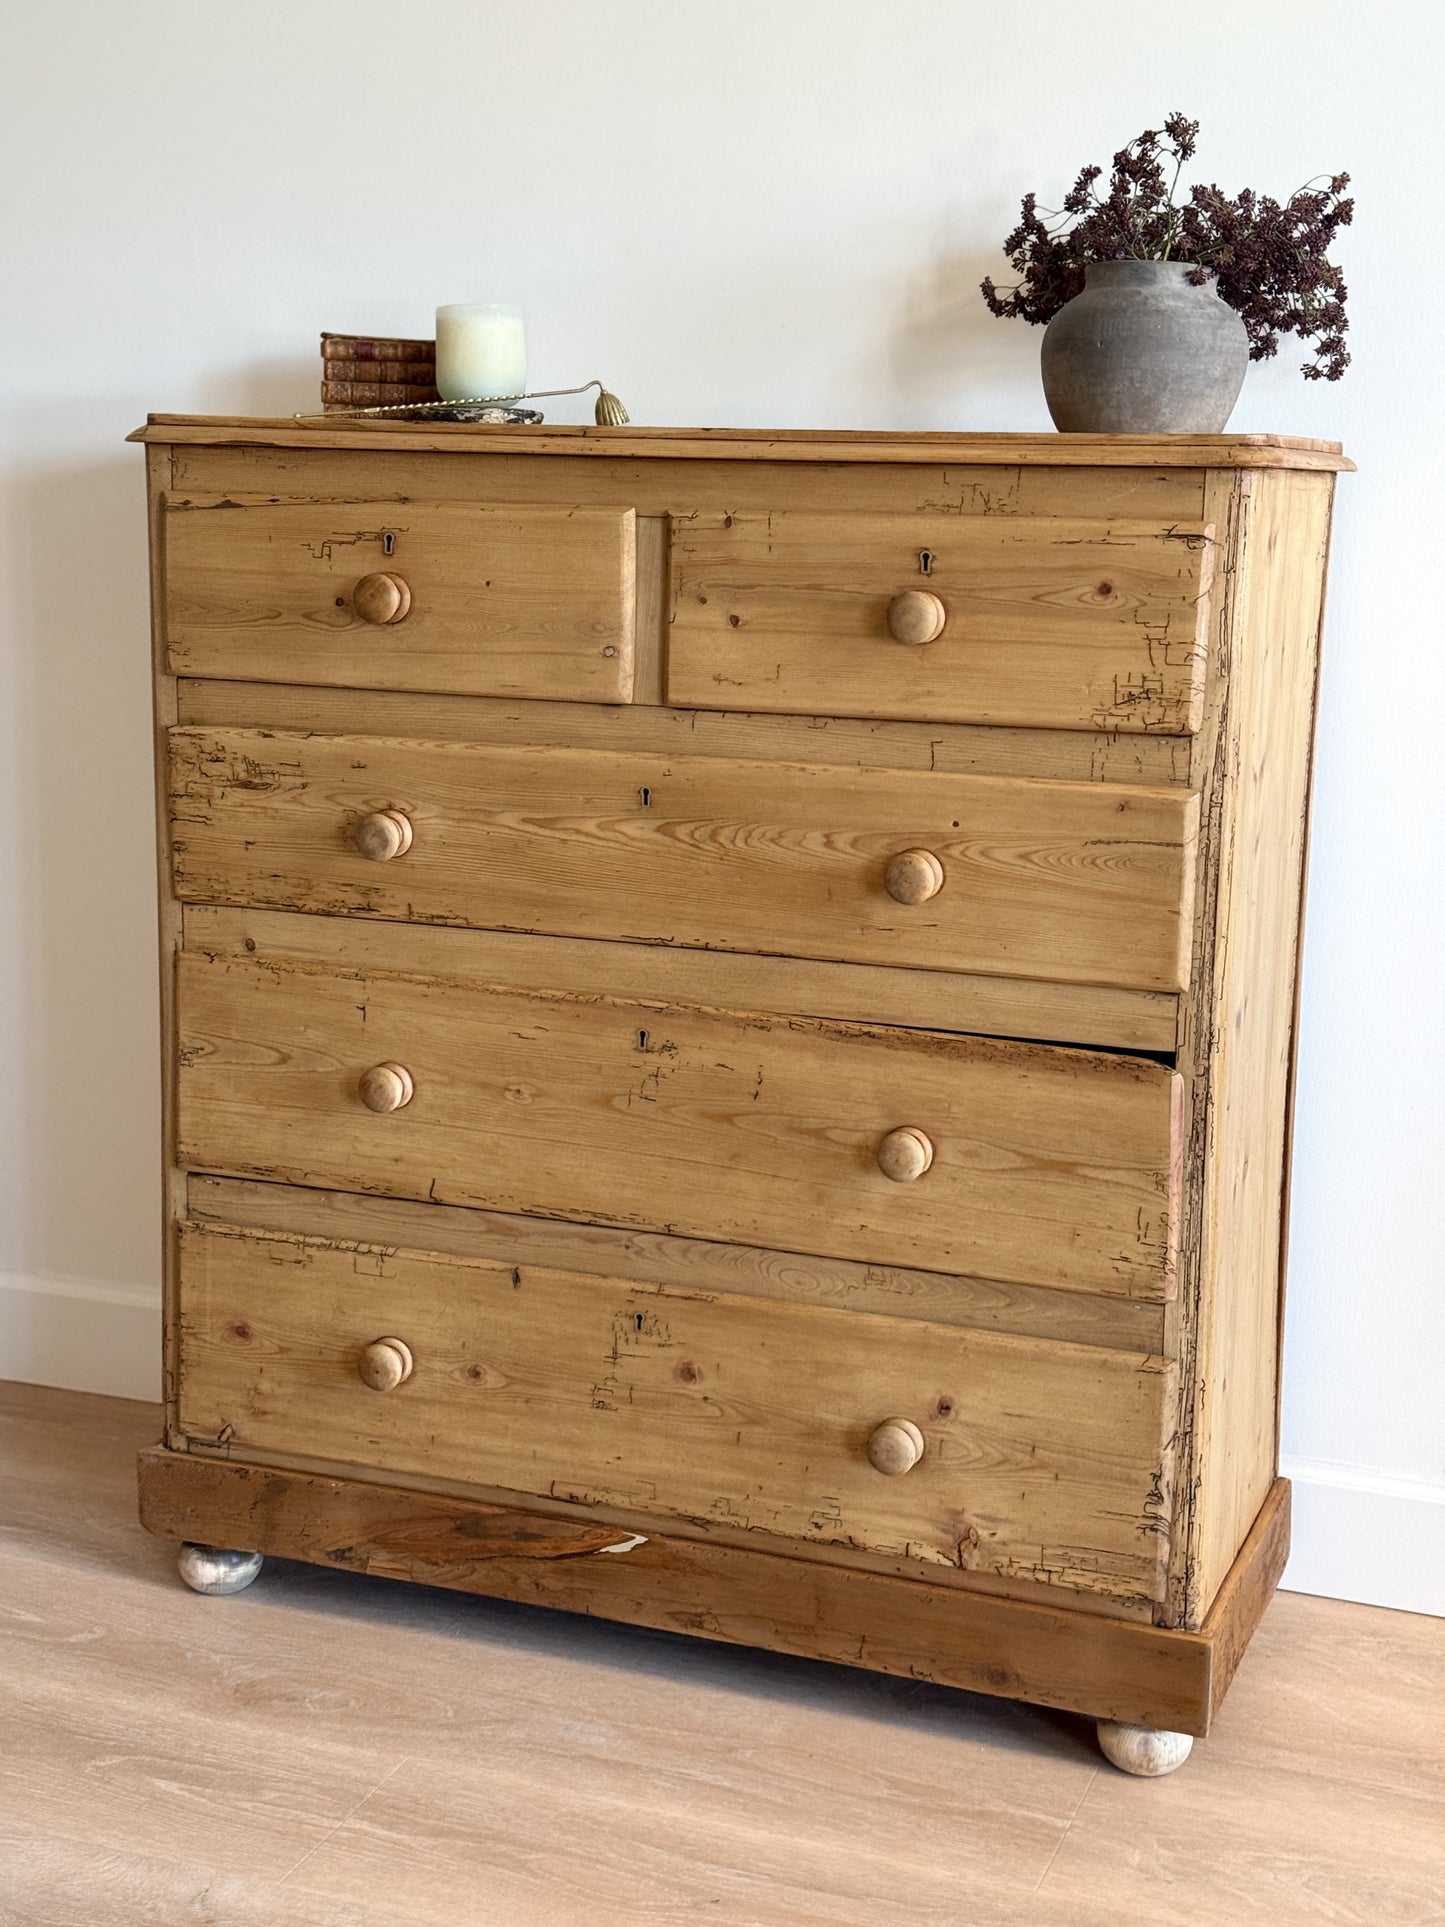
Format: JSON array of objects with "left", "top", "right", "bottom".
[
  {"left": 1205, "top": 1587, "right": 1445, "bottom": 1802},
  {"left": 0, "top": 1687, "right": 402, "bottom": 1888},
  {"left": 278, "top": 1715, "right": 1089, "bottom": 1926},
  {"left": 2, "top": 1381, "right": 1442, "bottom": 1927},
  {"left": 1036, "top": 1754, "right": 1445, "bottom": 1927},
  {"left": 0, "top": 1834, "right": 423, "bottom": 1927}
]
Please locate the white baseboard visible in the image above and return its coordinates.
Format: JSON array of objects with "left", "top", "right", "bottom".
[
  {"left": 0, "top": 1271, "right": 160, "bottom": 1402},
  {"left": 1280, "top": 1457, "right": 1445, "bottom": 1618},
  {"left": 2, "top": 1273, "right": 1440, "bottom": 1618}
]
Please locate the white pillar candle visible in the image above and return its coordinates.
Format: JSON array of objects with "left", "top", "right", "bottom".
[{"left": 434, "top": 303, "right": 526, "bottom": 401}]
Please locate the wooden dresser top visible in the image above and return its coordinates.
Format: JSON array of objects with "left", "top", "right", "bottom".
[{"left": 130, "top": 416, "right": 1353, "bottom": 471}]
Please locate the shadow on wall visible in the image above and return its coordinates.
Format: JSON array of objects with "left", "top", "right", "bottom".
[
  {"left": 4, "top": 363, "right": 313, "bottom": 1286},
  {"left": 1, "top": 368, "right": 315, "bottom": 1390},
  {"left": 886, "top": 250, "right": 1050, "bottom": 432},
  {"left": 198, "top": 357, "right": 320, "bottom": 418},
  {"left": 6, "top": 409, "right": 160, "bottom": 1299}
]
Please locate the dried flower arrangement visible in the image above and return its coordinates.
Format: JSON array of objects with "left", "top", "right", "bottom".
[{"left": 981, "top": 115, "right": 1353, "bottom": 381}]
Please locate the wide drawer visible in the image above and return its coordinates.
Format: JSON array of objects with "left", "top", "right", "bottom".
[
  {"left": 176, "top": 1219, "right": 1177, "bottom": 1604},
  {"left": 169, "top": 727, "right": 1198, "bottom": 993},
  {"left": 668, "top": 510, "right": 1213, "bottom": 731},
  {"left": 163, "top": 496, "right": 636, "bottom": 701},
  {"left": 175, "top": 952, "right": 1182, "bottom": 1298}
]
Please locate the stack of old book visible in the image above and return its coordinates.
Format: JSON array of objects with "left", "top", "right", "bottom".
[{"left": 320, "top": 333, "right": 440, "bottom": 411}]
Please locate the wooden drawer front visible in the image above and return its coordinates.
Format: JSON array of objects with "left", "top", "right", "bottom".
[
  {"left": 176, "top": 1220, "right": 1176, "bottom": 1603},
  {"left": 176, "top": 953, "right": 1182, "bottom": 1298},
  {"left": 170, "top": 728, "right": 1198, "bottom": 993},
  {"left": 668, "top": 511, "right": 1212, "bottom": 732},
  {"left": 163, "top": 496, "right": 635, "bottom": 702}
]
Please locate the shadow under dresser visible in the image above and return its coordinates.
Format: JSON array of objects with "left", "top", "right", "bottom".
[{"left": 129, "top": 416, "right": 1350, "bottom": 1775}]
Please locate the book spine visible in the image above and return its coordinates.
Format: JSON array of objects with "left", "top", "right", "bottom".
[
  {"left": 321, "top": 378, "right": 440, "bottom": 408},
  {"left": 321, "top": 333, "right": 435, "bottom": 363},
  {"left": 322, "top": 358, "right": 438, "bottom": 384}
]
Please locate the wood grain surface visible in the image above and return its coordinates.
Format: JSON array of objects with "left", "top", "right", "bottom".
[
  {"left": 134, "top": 424, "right": 1345, "bottom": 1757},
  {"left": 137, "top": 1438, "right": 1295, "bottom": 1736},
  {"left": 670, "top": 510, "right": 1214, "bottom": 732},
  {"left": 1190, "top": 471, "right": 1336, "bottom": 1618},
  {"left": 174, "top": 951, "right": 1183, "bottom": 1298},
  {"left": 175, "top": 1219, "right": 1176, "bottom": 1600},
  {"left": 163, "top": 496, "right": 636, "bottom": 702},
  {"left": 19, "top": 1382, "right": 1433, "bottom": 1927},
  {"left": 1166, "top": 468, "right": 1339, "bottom": 1629},
  {"left": 130, "top": 415, "right": 1354, "bottom": 470},
  {"left": 169, "top": 726, "right": 1199, "bottom": 991},
  {"left": 185, "top": 1175, "right": 1171, "bottom": 1355},
  {"left": 176, "top": 674, "right": 1198, "bottom": 788},
  {"left": 184, "top": 903, "right": 1181, "bottom": 1054}
]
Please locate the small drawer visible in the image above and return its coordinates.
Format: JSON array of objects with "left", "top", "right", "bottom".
[
  {"left": 169, "top": 726, "right": 1198, "bottom": 993},
  {"left": 163, "top": 495, "right": 636, "bottom": 702},
  {"left": 176, "top": 1219, "right": 1177, "bottom": 1604},
  {"left": 175, "top": 952, "right": 1183, "bottom": 1299},
  {"left": 668, "top": 510, "right": 1213, "bottom": 732}
]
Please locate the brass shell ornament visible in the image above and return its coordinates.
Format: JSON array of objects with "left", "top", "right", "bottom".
[{"left": 590, "top": 383, "right": 630, "bottom": 426}]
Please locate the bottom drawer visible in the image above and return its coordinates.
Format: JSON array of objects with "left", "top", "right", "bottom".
[{"left": 177, "top": 1219, "right": 1176, "bottom": 1606}]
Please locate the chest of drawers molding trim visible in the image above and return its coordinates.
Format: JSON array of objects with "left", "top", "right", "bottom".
[{"left": 133, "top": 417, "right": 1348, "bottom": 1752}]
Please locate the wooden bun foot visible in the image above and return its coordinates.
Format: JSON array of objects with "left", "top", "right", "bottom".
[
  {"left": 1096, "top": 1718, "right": 1194, "bottom": 1776},
  {"left": 177, "top": 1543, "right": 264, "bottom": 1596}
]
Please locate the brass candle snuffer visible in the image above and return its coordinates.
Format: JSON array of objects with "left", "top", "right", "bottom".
[{"left": 297, "top": 378, "right": 630, "bottom": 426}]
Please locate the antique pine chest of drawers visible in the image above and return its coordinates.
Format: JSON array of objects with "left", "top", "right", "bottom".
[{"left": 132, "top": 416, "right": 1348, "bottom": 1775}]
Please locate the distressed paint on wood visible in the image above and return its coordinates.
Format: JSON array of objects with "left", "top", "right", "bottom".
[
  {"left": 175, "top": 676, "right": 1198, "bottom": 787},
  {"left": 670, "top": 510, "right": 1214, "bottom": 732},
  {"left": 136, "top": 1444, "right": 1293, "bottom": 1737},
  {"left": 183, "top": 903, "right": 1181, "bottom": 1054},
  {"left": 175, "top": 950, "right": 1183, "bottom": 1299},
  {"left": 163, "top": 444, "right": 1216, "bottom": 536},
  {"left": 1168, "top": 469, "right": 1337, "bottom": 1628},
  {"left": 130, "top": 415, "right": 1353, "bottom": 471},
  {"left": 163, "top": 496, "right": 636, "bottom": 702},
  {"left": 136, "top": 421, "right": 1341, "bottom": 1722},
  {"left": 176, "top": 1219, "right": 1177, "bottom": 1602},
  {"left": 169, "top": 726, "right": 1199, "bottom": 992},
  {"left": 186, "top": 1173, "right": 1169, "bottom": 1358}
]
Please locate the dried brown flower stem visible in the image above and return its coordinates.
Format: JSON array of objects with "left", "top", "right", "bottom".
[{"left": 981, "top": 115, "right": 1353, "bottom": 381}]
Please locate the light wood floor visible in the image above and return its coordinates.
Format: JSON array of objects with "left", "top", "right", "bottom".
[{"left": 2, "top": 1381, "right": 1441, "bottom": 1926}]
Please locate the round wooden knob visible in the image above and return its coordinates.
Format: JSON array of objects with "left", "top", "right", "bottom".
[
  {"left": 876, "top": 1126, "right": 934, "bottom": 1182},
  {"left": 867, "top": 1418, "right": 925, "bottom": 1477},
  {"left": 352, "top": 810, "right": 414, "bottom": 861},
  {"left": 352, "top": 572, "right": 412, "bottom": 625},
  {"left": 358, "top": 1062, "right": 414, "bottom": 1113},
  {"left": 358, "top": 1336, "right": 414, "bottom": 1393},
  {"left": 884, "top": 849, "right": 945, "bottom": 905},
  {"left": 886, "top": 589, "right": 946, "bottom": 646}
]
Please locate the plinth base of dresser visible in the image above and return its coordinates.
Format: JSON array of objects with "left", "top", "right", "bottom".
[{"left": 137, "top": 1448, "right": 1289, "bottom": 1740}]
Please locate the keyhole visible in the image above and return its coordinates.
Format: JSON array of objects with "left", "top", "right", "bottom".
[
  {"left": 639, "top": 786, "right": 652, "bottom": 807},
  {"left": 383, "top": 532, "right": 396, "bottom": 556},
  {"left": 919, "top": 549, "right": 934, "bottom": 575},
  {"left": 637, "top": 1029, "right": 649, "bottom": 1050}
]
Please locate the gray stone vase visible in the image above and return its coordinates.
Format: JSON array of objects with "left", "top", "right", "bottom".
[{"left": 1040, "top": 259, "right": 1250, "bottom": 433}]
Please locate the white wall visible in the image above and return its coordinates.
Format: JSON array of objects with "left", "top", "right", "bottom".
[{"left": 3, "top": 0, "right": 1440, "bottom": 1615}]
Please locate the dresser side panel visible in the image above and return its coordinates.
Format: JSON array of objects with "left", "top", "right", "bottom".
[{"left": 1173, "top": 468, "right": 1335, "bottom": 1626}]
